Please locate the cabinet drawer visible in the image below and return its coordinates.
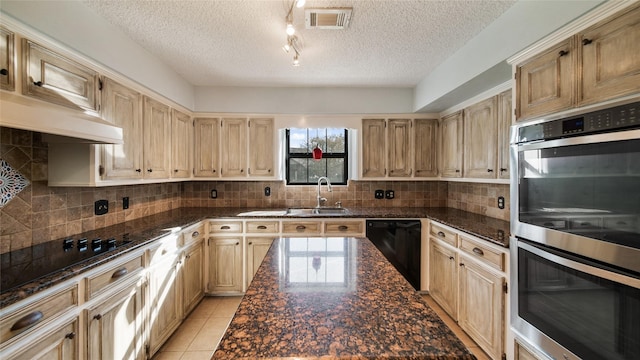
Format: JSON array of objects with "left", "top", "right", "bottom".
[
  {"left": 246, "top": 221, "right": 279, "bottom": 233},
  {"left": 459, "top": 235, "right": 505, "bottom": 272},
  {"left": 324, "top": 220, "right": 364, "bottom": 235},
  {"left": 430, "top": 222, "right": 458, "bottom": 247},
  {"left": 182, "top": 223, "right": 205, "bottom": 247},
  {"left": 1, "top": 284, "right": 78, "bottom": 344},
  {"left": 148, "top": 235, "right": 180, "bottom": 265},
  {"left": 282, "top": 221, "right": 321, "bottom": 234},
  {"left": 209, "top": 220, "right": 243, "bottom": 233},
  {"left": 86, "top": 255, "right": 144, "bottom": 299}
]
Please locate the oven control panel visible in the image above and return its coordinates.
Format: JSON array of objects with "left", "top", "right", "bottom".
[{"left": 518, "top": 102, "right": 638, "bottom": 143}]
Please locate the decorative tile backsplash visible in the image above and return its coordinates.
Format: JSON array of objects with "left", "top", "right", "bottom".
[
  {"left": 0, "top": 127, "right": 510, "bottom": 254},
  {"left": 0, "top": 159, "right": 30, "bottom": 207}
]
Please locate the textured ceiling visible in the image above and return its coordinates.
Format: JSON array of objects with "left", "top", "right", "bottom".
[{"left": 82, "top": 0, "right": 516, "bottom": 88}]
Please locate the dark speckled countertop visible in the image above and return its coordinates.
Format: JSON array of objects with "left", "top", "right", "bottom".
[
  {"left": 0, "top": 207, "right": 509, "bottom": 308},
  {"left": 212, "top": 236, "right": 476, "bottom": 360}
]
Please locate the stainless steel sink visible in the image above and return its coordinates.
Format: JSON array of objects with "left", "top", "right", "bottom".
[{"left": 286, "top": 207, "right": 350, "bottom": 216}]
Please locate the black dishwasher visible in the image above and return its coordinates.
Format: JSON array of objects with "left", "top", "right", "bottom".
[{"left": 366, "top": 220, "right": 421, "bottom": 290}]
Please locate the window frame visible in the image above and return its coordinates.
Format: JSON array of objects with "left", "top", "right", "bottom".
[{"left": 285, "top": 128, "right": 349, "bottom": 185}]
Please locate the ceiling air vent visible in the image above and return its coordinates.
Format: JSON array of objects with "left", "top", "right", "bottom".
[{"left": 305, "top": 8, "right": 353, "bottom": 29}]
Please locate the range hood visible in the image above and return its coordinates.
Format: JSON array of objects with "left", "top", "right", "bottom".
[{"left": 0, "top": 92, "right": 123, "bottom": 144}]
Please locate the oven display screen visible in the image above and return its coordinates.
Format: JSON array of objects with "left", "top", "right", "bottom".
[{"left": 562, "top": 118, "right": 584, "bottom": 134}]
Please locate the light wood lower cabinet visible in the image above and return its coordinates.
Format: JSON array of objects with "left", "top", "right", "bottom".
[
  {"left": 246, "top": 237, "right": 275, "bottom": 288},
  {"left": 87, "top": 281, "right": 144, "bottom": 360},
  {"left": 182, "top": 240, "right": 205, "bottom": 316},
  {"left": 429, "top": 239, "right": 458, "bottom": 319},
  {"left": 515, "top": 339, "right": 547, "bottom": 360},
  {"left": 148, "top": 255, "right": 181, "bottom": 356},
  {"left": 207, "top": 237, "right": 243, "bottom": 293},
  {"left": 4, "top": 318, "right": 78, "bottom": 360}
]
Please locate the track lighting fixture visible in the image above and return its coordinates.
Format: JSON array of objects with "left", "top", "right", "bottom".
[{"left": 283, "top": 0, "right": 305, "bottom": 66}]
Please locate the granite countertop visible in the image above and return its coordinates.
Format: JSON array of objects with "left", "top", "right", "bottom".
[
  {"left": 213, "top": 236, "right": 476, "bottom": 360},
  {"left": 0, "top": 207, "right": 509, "bottom": 308}
]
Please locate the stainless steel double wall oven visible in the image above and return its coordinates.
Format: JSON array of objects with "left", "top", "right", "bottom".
[{"left": 510, "top": 101, "right": 640, "bottom": 360}]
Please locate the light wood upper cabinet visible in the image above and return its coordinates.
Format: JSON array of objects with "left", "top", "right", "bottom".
[
  {"left": 0, "top": 27, "right": 15, "bottom": 91},
  {"left": 414, "top": 119, "right": 438, "bottom": 178},
  {"left": 248, "top": 118, "right": 274, "bottom": 177},
  {"left": 464, "top": 96, "right": 498, "bottom": 178},
  {"left": 171, "top": 109, "right": 191, "bottom": 178},
  {"left": 22, "top": 39, "right": 99, "bottom": 112},
  {"left": 193, "top": 117, "right": 220, "bottom": 177},
  {"left": 221, "top": 118, "right": 247, "bottom": 177},
  {"left": 516, "top": 38, "right": 575, "bottom": 121},
  {"left": 440, "top": 111, "right": 463, "bottom": 178},
  {"left": 579, "top": 4, "right": 640, "bottom": 105},
  {"left": 361, "top": 118, "right": 386, "bottom": 178},
  {"left": 497, "top": 90, "right": 512, "bottom": 179},
  {"left": 143, "top": 96, "right": 171, "bottom": 179},
  {"left": 387, "top": 119, "right": 412, "bottom": 177},
  {"left": 207, "top": 237, "right": 243, "bottom": 293},
  {"left": 101, "top": 78, "right": 143, "bottom": 180},
  {"left": 87, "top": 282, "right": 144, "bottom": 360}
]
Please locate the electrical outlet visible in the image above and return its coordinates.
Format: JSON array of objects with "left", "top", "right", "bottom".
[
  {"left": 94, "top": 199, "right": 108, "bottom": 215},
  {"left": 123, "top": 197, "right": 129, "bottom": 210},
  {"left": 385, "top": 190, "right": 395, "bottom": 199},
  {"left": 374, "top": 189, "right": 384, "bottom": 199},
  {"left": 210, "top": 189, "right": 218, "bottom": 199},
  {"left": 264, "top": 187, "right": 271, "bottom": 196},
  {"left": 498, "top": 196, "right": 505, "bottom": 209}
]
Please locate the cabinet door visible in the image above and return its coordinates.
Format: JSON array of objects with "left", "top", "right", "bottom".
[
  {"left": 248, "top": 118, "right": 274, "bottom": 177},
  {"left": 516, "top": 38, "right": 575, "bottom": 120},
  {"left": 193, "top": 118, "right": 220, "bottom": 177},
  {"left": 5, "top": 318, "right": 78, "bottom": 360},
  {"left": 580, "top": 4, "right": 640, "bottom": 105},
  {"left": 414, "top": 118, "right": 438, "bottom": 177},
  {"left": 0, "top": 26, "right": 15, "bottom": 91},
  {"left": 148, "top": 256, "right": 181, "bottom": 356},
  {"left": 143, "top": 96, "right": 171, "bottom": 179},
  {"left": 440, "top": 111, "right": 463, "bottom": 178},
  {"left": 429, "top": 240, "right": 458, "bottom": 319},
  {"left": 387, "top": 119, "right": 412, "bottom": 177},
  {"left": 207, "top": 237, "right": 243, "bottom": 293},
  {"left": 497, "top": 90, "right": 512, "bottom": 179},
  {"left": 246, "top": 237, "right": 274, "bottom": 288},
  {"left": 87, "top": 283, "right": 144, "bottom": 360},
  {"left": 171, "top": 109, "right": 191, "bottom": 178},
  {"left": 182, "top": 240, "right": 204, "bottom": 316},
  {"left": 101, "top": 78, "right": 143, "bottom": 179},
  {"left": 220, "top": 118, "right": 247, "bottom": 177},
  {"left": 22, "top": 39, "right": 98, "bottom": 112},
  {"left": 458, "top": 255, "right": 504, "bottom": 360},
  {"left": 361, "top": 119, "right": 386, "bottom": 178},
  {"left": 464, "top": 96, "right": 498, "bottom": 178}
]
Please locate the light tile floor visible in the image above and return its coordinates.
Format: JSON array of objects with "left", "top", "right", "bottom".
[{"left": 152, "top": 295, "right": 490, "bottom": 360}]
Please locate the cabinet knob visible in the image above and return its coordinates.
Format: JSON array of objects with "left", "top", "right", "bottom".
[
  {"left": 487, "top": 169, "right": 494, "bottom": 173},
  {"left": 459, "top": 263, "right": 465, "bottom": 267},
  {"left": 33, "top": 81, "right": 43, "bottom": 87},
  {"left": 235, "top": 242, "right": 240, "bottom": 245},
  {"left": 455, "top": 169, "right": 460, "bottom": 173},
  {"left": 558, "top": 50, "right": 569, "bottom": 57},
  {"left": 174, "top": 169, "right": 179, "bottom": 173},
  {"left": 212, "top": 169, "right": 216, "bottom": 173},
  {"left": 241, "top": 169, "right": 244, "bottom": 173},
  {"left": 93, "top": 314, "right": 102, "bottom": 320},
  {"left": 500, "top": 168, "right": 508, "bottom": 172},
  {"left": 582, "top": 38, "right": 593, "bottom": 46},
  {"left": 449, "top": 256, "right": 454, "bottom": 261},
  {"left": 0, "top": 69, "right": 8, "bottom": 76},
  {"left": 268, "top": 169, "right": 271, "bottom": 173},
  {"left": 135, "top": 169, "right": 142, "bottom": 173},
  {"left": 147, "top": 169, "right": 153, "bottom": 173},
  {"left": 248, "top": 242, "right": 253, "bottom": 245},
  {"left": 10, "top": 311, "right": 44, "bottom": 331},
  {"left": 65, "top": 332, "right": 76, "bottom": 340}
]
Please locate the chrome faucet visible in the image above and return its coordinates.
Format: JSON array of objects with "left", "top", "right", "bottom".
[{"left": 316, "top": 176, "right": 332, "bottom": 208}]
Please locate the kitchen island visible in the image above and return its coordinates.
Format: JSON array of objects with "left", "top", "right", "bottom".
[{"left": 212, "top": 236, "right": 476, "bottom": 360}]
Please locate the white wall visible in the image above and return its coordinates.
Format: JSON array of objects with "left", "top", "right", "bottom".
[{"left": 0, "top": 0, "right": 195, "bottom": 109}]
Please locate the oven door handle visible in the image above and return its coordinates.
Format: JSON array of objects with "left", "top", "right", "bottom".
[
  {"left": 518, "top": 240, "right": 640, "bottom": 288},
  {"left": 516, "top": 128, "right": 640, "bottom": 151}
]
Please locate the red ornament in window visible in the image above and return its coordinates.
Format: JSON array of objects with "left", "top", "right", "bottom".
[{"left": 312, "top": 145, "right": 323, "bottom": 161}]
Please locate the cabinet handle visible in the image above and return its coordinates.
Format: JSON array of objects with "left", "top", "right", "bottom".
[
  {"left": 500, "top": 168, "right": 508, "bottom": 172},
  {"left": 455, "top": 169, "right": 460, "bottom": 173},
  {"left": 248, "top": 241, "right": 253, "bottom": 245},
  {"left": 0, "top": 69, "right": 8, "bottom": 76},
  {"left": 437, "top": 231, "right": 446, "bottom": 238},
  {"left": 174, "top": 169, "right": 179, "bottom": 173},
  {"left": 460, "top": 263, "right": 465, "bottom": 267},
  {"left": 257, "top": 225, "right": 267, "bottom": 230},
  {"left": 449, "top": 256, "right": 454, "bottom": 261},
  {"left": 472, "top": 247, "right": 485, "bottom": 256},
  {"left": 558, "top": 50, "right": 569, "bottom": 57},
  {"left": 582, "top": 38, "right": 593, "bottom": 46},
  {"left": 147, "top": 169, "right": 153, "bottom": 173},
  {"left": 192, "top": 231, "right": 200, "bottom": 238},
  {"left": 220, "top": 225, "right": 230, "bottom": 230},
  {"left": 111, "top": 267, "right": 128, "bottom": 279},
  {"left": 268, "top": 169, "right": 271, "bottom": 173},
  {"left": 10, "top": 311, "right": 44, "bottom": 331},
  {"left": 65, "top": 332, "right": 76, "bottom": 340},
  {"left": 212, "top": 169, "right": 216, "bottom": 173},
  {"left": 241, "top": 169, "right": 244, "bottom": 173},
  {"left": 186, "top": 255, "right": 191, "bottom": 259},
  {"left": 93, "top": 314, "right": 102, "bottom": 320},
  {"left": 338, "top": 225, "right": 349, "bottom": 231},
  {"left": 487, "top": 169, "right": 494, "bottom": 173},
  {"left": 235, "top": 242, "right": 240, "bottom": 245},
  {"left": 135, "top": 169, "right": 142, "bottom": 172},
  {"left": 296, "top": 225, "right": 306, "bottom": 230},
  {"left": 33, "top": 81, "right": 43, "bottom": 87}
]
